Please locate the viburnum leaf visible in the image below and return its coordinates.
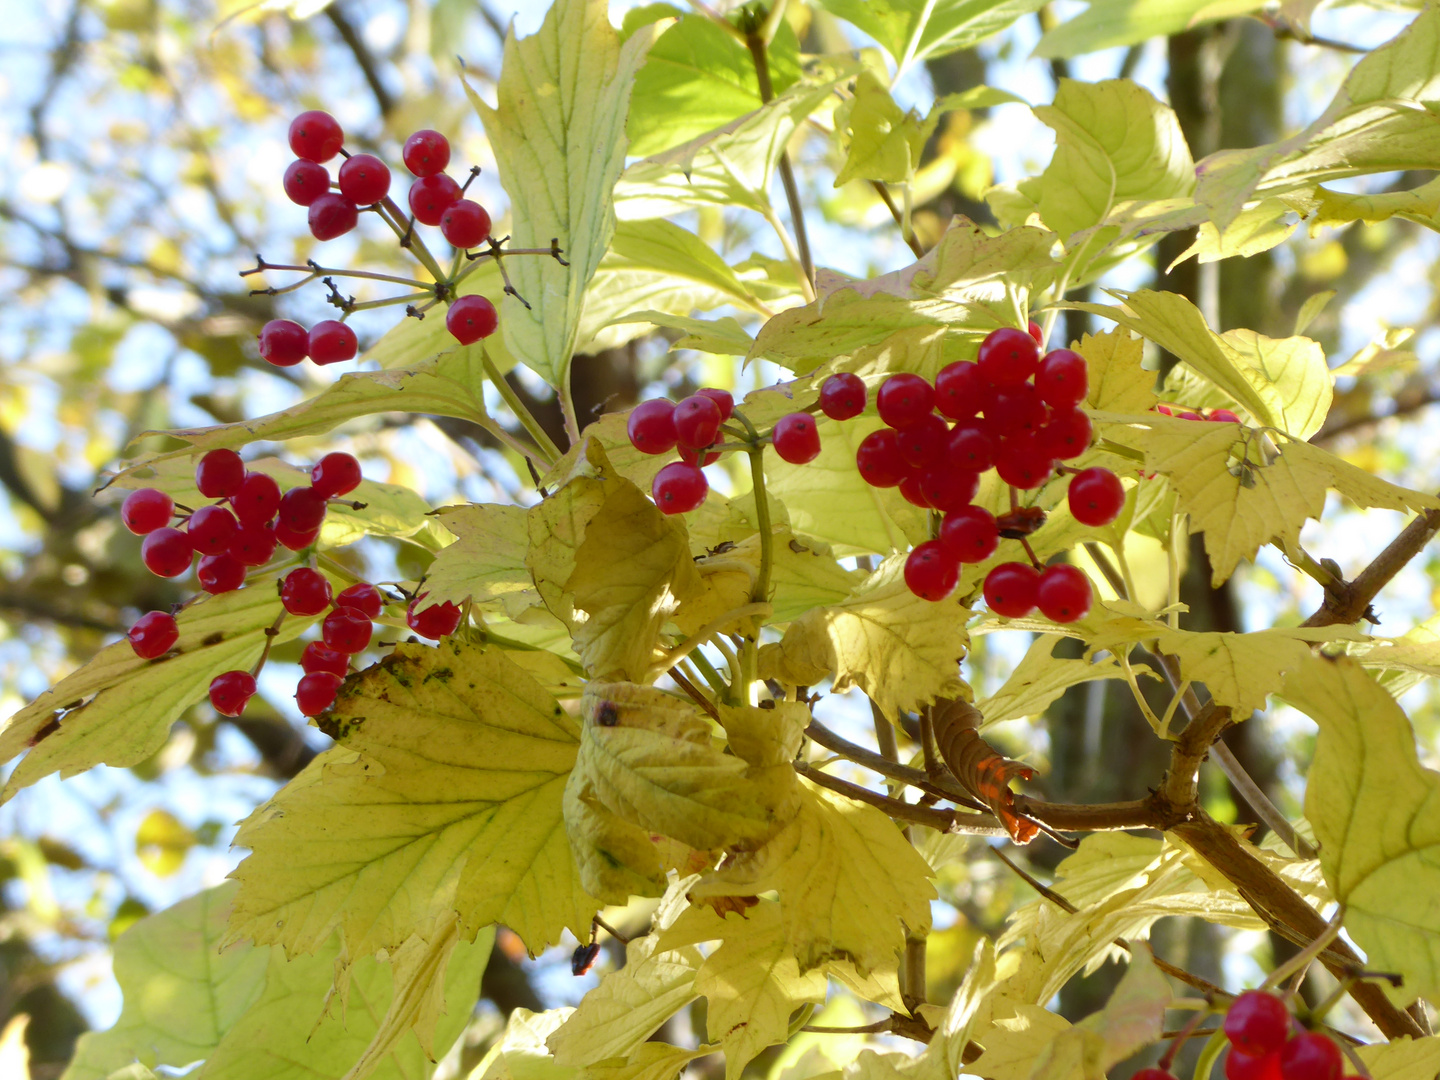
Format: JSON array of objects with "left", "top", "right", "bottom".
[
  {"left": 815, "top": 0, "right": 1047, "bottom": 74},
  {"left": 1033, "top": 0, "right": 1262, "bottom": 58},
  {"left": 1356, "top": 1035, "right": 1440, "bottom": 1080},
  {"left": 834, "top": 70, "right": 928, "bottom": 187},
  {"left": 528, "top": 439, "right": 629, "bottom": 627},
  {"left": 1311, "top": 176, "right": 1440, "bottom": 232},
  {"left": 1075, "top": 329, "right": 1159, "bottom": 414},
  {"left": 606, "top": 310, "right": 755, "bottom": 357},
  {"left": 422, "top": 503, "right": 532, "bottom": 612},
  {"left": 227, "top": 640, "right": 597, "bottom": 960},
  {"left": 977, "top": 634, "right": 1148, "bottom": 725},
  {"left": 968, "top": 1000, "right": 1073, "bottom": 1080},
  {"left": 472, "top": 1008, "right": 574, "bottom": 1080},
  {"left": 583, "top": 1043, "right": 717, "bottom": 1080},
  {"left": 1171, "top": 197, "right": 1300, "bottom": 266}
]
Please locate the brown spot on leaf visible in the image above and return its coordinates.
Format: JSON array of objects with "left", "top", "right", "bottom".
[
  {"left": 597, "top": 701, "right": 619, "bottom": 727},
  {"left": 201, "top": 632, "right": 225, "bottom": 647},
  {"left": 29, "top": 717, "right": 60, "bottom": 746}
]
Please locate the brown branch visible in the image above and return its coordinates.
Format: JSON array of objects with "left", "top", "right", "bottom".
[
  {"left": 1301, "top": 500, "right": 1440, "bottom": 627},
  {"left": 326, "top": 3, "right": 396, "bottom": 116},
  {"left": 871, "top": 181, "right": 925, "bottom": 258},
  {"left": 793, "top": 760, "right": 1007, "bottom": 835}
]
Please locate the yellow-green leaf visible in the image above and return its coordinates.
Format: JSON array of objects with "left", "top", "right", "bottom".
[
  {"left": 473, "top": 1008, "right": 575, "bottom": 1080},
  {"left": 1076, "top": 329, "right": 1159, "bottom": 415},
  {"left": 834, "top": 71, "right": 927, "bottom": 187},
  {"left": 1034, "top": 0, "right": 1263, "bottom": 59},
  {"left": 1356, "top": 1036, "right": 1440, "bottom": 1080},
  {"left": 815, "top": 0, "right": 1047, "bottom": 74},
  {"left": 424, "top": 503, "right": 533, "bottom": 612},
  {"left": 528, "top": 439, "right": 628, "bottom": 625},
  {"left": 969, "top": 1000, "right": 1073, "bottom": 1080},
  {"left": 977, "top": 634, "right": 1147, "bottom": 726}
]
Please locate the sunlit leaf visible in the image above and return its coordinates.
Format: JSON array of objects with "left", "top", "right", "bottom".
[
  {"left": 1033, "top": 0, "right": 1264, "bottom": 59},
  {"left": 815, "top": 0, "right": 1047, "bottom": 74}
]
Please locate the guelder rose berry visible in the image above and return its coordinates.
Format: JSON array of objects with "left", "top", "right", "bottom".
[
  {"left": 259, "top": 320, "right": 309, "bottom": 367},
  {"left": 652, "top": 462, "right": 708, "bottom": 514},
  {"left": 772, "top": 413, "right": 821, "bottom": 464},
  {"left": 440, "top": 200, "right": 491, "bottom": 249},
  {"left": 122, "top": 488, "right": 173, "bottom": 535},
  {"left": 984, "top": 562, "right": 1041, "bottom": 618},
  {"left": 278, "top": 486, "right": 328, "bottom": 532},
  {"left": 627, "top": 399, "right": 678, "bottom": 456},
  {"left": 209, "top": 670, "right": 257, "bottom": 717},
  {"left": 301, "top": 642, "right": 350, "bottom": 678},
  {"left": 935, "top": 361, "right": 983, "bottom": 420},
  {"left": 141, "top": 527, "right": 194, "bottom": 578},
  {"left": 940, "top": 506, "right": 999, "bottom": 563},
  {"left": 1068, "top": 467, "right": 1125, "bottom": 526},
  {"left": 324, "top": 607, "right": 373, "bottom": 654},
  {"left": 819, "top": 372, "right": 866, "bottom": 420},
  {"left": 1036, "top": 564, "right": 1092, "bottom": 623},
  {"left": 1035, "top": 348, "right": 1088, "bottom": 408},
  {"left": 876, "top": 374, "right": 935, "bottom": 428},
  {"left": 296, "top": 671, "right": 343, "bottom": 717},
  {"left": 308, "top": 320, "right": 358, "bottom": 365},
  {"left": 195, "top": 448, "right": 245, "bottom": 499},
  {"left": 337, "top": 153, "right": 391, "bottom": 206},
  {"left": 335, "top": 583, "right": 384, "bottom": 619},
  {"left": 1224, "top": 991, "right": 1292, "bottom": 1058},
  {"left": 128, "top": 611, "right": 179, "bottom": 659},
  {"left": 281, "top": 567, "right": 333, "bottom": 616},
  {"left": 186, "top": 504, "right": 239, "bottom": 554},
  {"left": 855, "top": 429, "right": 907, "bottom": 488},
  {"left": 288, "top": 111, "right": 344, "bottom": 163},
  {"left": 308, "top": 192, "right": 359, "bottom": 241},
  {"left": 283, "top": 159, "right": 330, "bottom": 206},
  {"left": 403, "top": 129, "right": 451, "bottom": 176},
  {"left": 696, "top": 387, "right": 734, "bottom": 420},
  {"left": 197, "top": 552, "right": 246, "bottom": 594},
  {"left": 904, "top": 541, "right": 959, "bottom": 602},
  {"left": 673, "top": 394, "right": 722, "bottom": 450},
  {"left": 407, "top": 598, "right": 463, "bottom": 639},
  {"left": 311, "top": 452, "right": 362, "bottom": 497},
  {"left": 409, "top": 174, "right": 461, "bottom": 226},
  {"left": 446, "top": 295, "right": 498, "bottom": 345},
  {"left": 230, "top": 472, "right": 282, "bottom": 525},
  {"left": 977, "top": 326, "right": 1040, "bottom": 387},
  {"left": 1278, "top": 1034, "right": 1341, "bottom": 1080}
]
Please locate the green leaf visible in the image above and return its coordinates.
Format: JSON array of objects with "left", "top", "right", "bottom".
[
  {"left": 361, "top": 261, "right": 517, "bottom": 375},
  {"left": 1311, "top": 175, "right": 1440, "bottom": 232},
  {"left": 815, "top": 0, "right": 1047, "bottom": 75},
  {"left": 1033, "top": 0, "right": 1264, "bottom": 60},
  {"left": 469, "top": 0, "right": 657, "bottom": 389},
  {"left": 528, "top": 439, "right": 629, "bottom": 627},
  {"left": 834, "top": 70, "right": 928, "bottom": 187},
  {"left": 977, "top": 634, "right": 1147, "bottom": 726},
  {"left": 423, "top": 504, "right": 533, "bottom": 612},
  {"left": 604, "top": 219, "right": 766, "bottom": 315},
  {"left": 605, "top": 311, "right": 755, "bottom": 356},
  {"left": 1170, "top": 197, "right": 1300, "bottom": 266}
]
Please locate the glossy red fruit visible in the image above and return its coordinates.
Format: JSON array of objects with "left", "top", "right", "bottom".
[
  {"left": 995, "top": 439, "right": 1055, "bottom": 490},
  {"left": 627, "top": 399, "right": 678, "bottom": 455},
  {"left": 308, "top": 192, "right": 359, "bottom": 241},
  {"left": 917, "top": 467, "right": 979, "bottom": 514},
  {"left": 1133, "top": 1071, "right": 1177, "bottom": 1080},
  {"left": 1279, "top": 1034, "right": 1342, "bottom": 1080},
  {"left": 281, "top": 567, "right": 333, "bottom": 616},
  {"left": 141, "top": 527, "right": 193, "bottom": 577},
  {"left": 679, "top": 445, "right": 721, "bottom": 467},
  {"left": 337, "top": 153, "right": 390, "bottom": 205},
  {"left": 876, "top": 374, "right": 935, "bottom": 428},
  {"left": 308, "top": 320, "right": 358, "bottom": 365},
  {"left": 446, "top": 295, "right": 498, "bottom": 344},
  {"left": 935, "top": 361, "right": 983, "bottom": 420},
  {"left": 258, "top": 319, "right": 309, "bottom": 367},
  {"left": 1037, "top": 408, "right": 1092, "bottom": 460},
  {"left": 1069, "top": 467, "right": 1126, "bottom": 527},
  {"left": 209, "top": 670, "right": 257, "bottom": 717},
  {"left": 301, "top": 641, "right": 350, "bottom": 678},
  {"left": 904, "top": 541, "right": 960, "bottom": 601},
  {"left": 1037, "top": 564, "right": 1092, "bottom": 623},
  {"left": 196, "top": 448, "right": 245, "bottom": 499},
  {"left": 673, "top": 394, "right": 723, "bottom": 449},
  {"left": 977, "top": 327, "right": 1041, "bottom": 388},
  {"left": 122, "top": 488, "right": 173, "bottom": 535},
  {"left": 408, "top": 174, "right": 461, "bottom": 226},
  {"left": 295, "top": 671, "right": 343, "bottom": 717},
  {"left": 1225, "top": 992, "right": 1292, "bottom": 1057},
  {"left": 985, "top": 383, "right": 1046, "bottom": 436},
  {"left": 323, "top": 607, "right": 373, "bottom": 653},
  {"left": 1027, "top": 320, "right": 1045, "bottom": 348},
  {"left": 440, "top": 199, "right": 491, "bottom": 248},
  {"left": 652, "top": 461, "right": 708, "bottom": 514},
  {"left": 186, "top": 504, "right": 239, "bottom": 554},
  {"left": 282, "top": 159, "right": 330, "bottom": 206},
  {"left": 275, "top": 523, "right": 319, "bottom": 551},
  {"left": 855, "top": 429, "right": 908, "bottom": 488},
  {"left": 940, "top": 505, "right": 999, "bottom": 563},
  {"left": 1035, "top": 348, "right": 1088, "bottom": 408},
  {"left": 1209, "top": 408, "right": 1242, "bottom": 423},
  {"left": 898, "top": 472, "right": 931, "bottom": 509},
  {"left": 311, "top": 452, "right": 362, "bottom": 497},
  {"left": 197, "top": 552, "right": 246, "bottom": 594},
  {"left": 334, "top": 582, "right": 384, "bottom": 619},
  {"left": 402, "top": 129, "right": 451, "bottom": 176},
  {"left": 229, "top": 521, "right": 278, "bottom": 567},
  {"left": 1226, "top": 1049, "right": 1283, "bottom": 1080},
  {"left": 772, "top": 413, "right": 821, "bottom": 464},
  {"left": 983, "top": 562, "right": 1041, "bottom": 617},
  {"left": 1177, "top": 410, "right": 1204, "bottom": 421},
  {"left": 288, "top": 111, "right": 344, "bottom": 162},
  {"left": 947, "top": 422, "right": 995, "bottom": 472},
  {"left": 895, "top": 414, "right": 949, "bottom": 469},
  {"left": 128, "top": 611, "right": 179, "bottom": 659},
  {"left": 278, "top": 486, "right": 328, "bottom": 532},
  {"left": 1155, "top": 404, "right": 1174, "bottom": 416},
  {"left": 230, "top": 472, "right": 282, "bottom": 525},
  {"left": 696, "top": 387, "right": 734, "bottom": 420},
  {"left": 819, "top": 373, "right": 866, "bottom": 420},
  {"left": 407, "top": 598, "right": 463, "bottom": 638}
]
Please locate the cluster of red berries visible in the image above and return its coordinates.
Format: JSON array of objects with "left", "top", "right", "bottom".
[{"left": 1220, "top": 991, "right": 1352, "bottom": 1080}]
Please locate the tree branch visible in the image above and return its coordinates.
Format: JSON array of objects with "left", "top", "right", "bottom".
[
  {"left": 326, "top": 2, "right": 396, "bottom": 117},
  {"left": 1300, "top": 500, "right": 1440, "bottom": 628}
]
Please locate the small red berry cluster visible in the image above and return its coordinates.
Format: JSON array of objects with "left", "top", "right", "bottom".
[
  {"left": 1156, "top": 404, "right": 1243, "bottom": 423},
  {"left": 1220, "top": 990, "right": 1353, "bottom": 1080}
]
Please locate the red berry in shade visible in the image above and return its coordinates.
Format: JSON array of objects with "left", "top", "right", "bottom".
[
  {"left": 276, "top": 522, "right": 319, "bottom": 551},
  {"left": 209, "top": 670, "right": 257, "bottom": 717},
  {"left": 940, "top": 505, "right": 999, "bottom": 563},
  {"left": 121, "top": 488, "right": 173, "bottom": 535},
  {"left": 673, "top": 394, "right": 723, "bottom": 449},
  {"left": 895, "top": 414, "right": 949, "bottom": 469},
  {"left": 408, "top": 174, "right": 461, "bottom": 226},
  {"left": 1037, "top": 564, "right": 1092, "bottom": 623},
  {"left": 696, "top": 387, "right": 734, "bottom": 420},
  {"left": 337, "top": 153, "right": 391, "bottom": 205},
  {"left": 1155, "top": 404, "right": 1174, "bottom": 416},
  {"left": 947, "top": 422, "right": 995, "bottom": 472},
  {"left": 446, "top": 294, "right": 498, "bottom": 344},
  {"left": 855, "top": 428, "right": 908, "bottom": 488},
  {"left": 1068, "top": 467, "right": 1126, "bottom": 526},
  {"left": 985, "top": 383, "right": 1046, "bottom": 436},
  {"left": 1036, "top": 408, "right": 1093, "bottom": 460},
  {"left": 402, "top": 129, "right": 451, "bottom": 176},
  {"left": 935, "top": 361, "right": 983, "bottom": 420},
  {"left": 282, "top": 159, "right": 330, "bottom": 206},
  {"left": 1225, "top": 992, "right": 1292, "bottom": 1058},
  {"left": 1209, "top": 408, "right": 1242, "bottom": 423},
  {"left": 1027, "top": 320, "right": 1045, "bottom": 348},
  {"left": 295, "top": 671, "right": 343, "bottom": 717},
  {"left": 1279, "top": 1034, "right": 1341, "bottom": 1080},
  {"left": 440, "top": 199, "right": 491, "bottom": 249},
  {"left": 1177, "top": 410, "right": 1204, "bottom": 421},
  {"left": 230, "top": 472, "right": 282, "bottom": 525},
  {"left": 819, "top": 372, "right": 866, "bottom": 420},
  {"left": 196, "top": 448, "right": 245, "bottom": 499},
  {"left": 323, "top": 607, "right": 373, "bottom": 654},
  {"left": 197, "top": 552, "right": 246, "bottom": 594},
  {"left": 1035, "top": 348, "right": 1089, "bottom": 408},
  {"left": 1133, "top": 1072, "right": 1177, "bottom": 1080},
  {"left": 128, "top": 611, "right": 179, "bottom": 659},
  {"left": 334, "top": 582, "right": 384, "bottom": 619},
  {"left": 311, "top": 452, "right": 362, "bottom": 497},
  {"left": 995, "top": 439, "right": 1055, "bottom": 490},
  {"left": 278, "top": 486, "right": 328, "bottom": 532},
  {"left": 308, "top": 320, "right": 358, "bottom": 365},
  {"left": 772, "top": 413, "right": 822, "bottom": 464},
  {"left": 407, "top": 597, "right": 463, "bottom": 638},
  {"left": 258, "top": 319, "right": 309, "bottom": 367},
  {"left": 186, "top": 504, "right": 239, "bottom": 554},
  {"left": 281, "top": 567, "right": 333, "bottom": 616},
  {"left": 679, "top": 445, "right": 721, "bottom": 467},
  {"left": 977, "top": 327, "right": 1041, "bottom": 388},
  {"left": 904, "top": 540, "right": 960, "bottom": 601},
  {"left": 627, "top": 399, "right": 678, "bottom": 455},
  {"left": 1227, "top": 1050, "right": 1283, "bottom": 1080},
  {"left": 229, "top": 521, "right": 278, "bottom": 567},
  {"left": 301, "top": 641, "right": 350, "bottom": 678},
  {"left": 308, "top": 192, "right": 359, "bottom": 241},
  {"left": 141, "top": 527, "right": 193, "bottom": 577},
  {"left": 288, "top": 110, "right": 344, "bottom": 163},
  {"left": 876, "top": 373, "right": 936, "bottom": 428},
  {"left": 898, "top": 472, "right": 932, "bottom": 509},
  {"left": 983, "top": 562, "right": 1041, "bottom": 617},
  {"left": 652, "top": 461, "right": 708, "bottom": 514},
  {"left": 917, "top": 466, "right": 979, "bottom": 514}
]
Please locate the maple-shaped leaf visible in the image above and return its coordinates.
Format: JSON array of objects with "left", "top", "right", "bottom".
[
  {"left": 1355, "top": 1035, "right": 1440, "bottom": 1080},
  {"left": 833, "top": 70, "right": 928, "bottom": 187},
  {"left": 227, "top": 640, "right": 597, "bottom": 960},
  {"left": 968, "top": 999, "right": 1073, "bottom": 1080},
  {"left": 423, "top": 503, "right": 532, "bottom": 613},
  {"left": 933, "top": 701, "right": 1039, "bottom": 844},
  {"left": 1075, "top": 329, "right": 1158, "bottom": 415},
  {"left": 976, "top": 634, "right": 1148, "bottom": 726},
  {"left": 473, "top": 1007, "right": 574, "bottom": 1080}
]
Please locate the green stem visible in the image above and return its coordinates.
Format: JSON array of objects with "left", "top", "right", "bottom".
[
  {"left": 377, "top": 195, "right": 448, "bottom": 283},
  {"left": 687, "top": 649, "right": 733, "bottom": 704},
  {"left": 734, "top": 410, "right": 774, "bottom": 606},
  {"left": 341, "top": 291, "right": 435, "bottom": 313},
  {"left": 480, "top": 348, "right": 562, "bottom": 468}
]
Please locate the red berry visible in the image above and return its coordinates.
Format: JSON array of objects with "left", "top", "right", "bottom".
[
  {"left": 1035, "top": 348, "right": 1088, "bottom": 408},
  {"left": 994, "top": 439, "right": 1054, "bottom": 490},
  {"left": 337, "top": 153, "right": 391, "bottom": 205},
  {"left": 696, "top": 387, "right": 734, "bottom": 420},
  {"left": 983, "top": 562, "right": 1040, "bottom": 617},
  {"left": 446, "top": 295, "right": 498, "bottom": 345},
  {"left": 281, "top": 567, "right": 333, "bottom": 616},
  {"left": 1027, "top": 320, "right": 1045, "bottom": 348},
  {"left": 876, "top": 374, "right": 935, "bottom": 428},
  {"left": 904, "top": 540, "right": 959, "bottom": 602},
  {"left": 1279, "top": 1034, "right": 1341, "bottom": 1080},
  {"left": 1209, "top": 408, "right": 1242, "bottom": 423},
  {"left": 229, "top": 521, "right": 278, "bottom": 567},
  {"left": 308, "top": 192, "right": 359, "bottom": 241},
  {"left": 947, "top": 422, "right": 995, "bottom": 472},
  {"left": 935, "top": 361, "right": 983, "bottom": 421},
  {"left": 440, "top": 199, "right": 491, "bottom": 249},
  {"left": 673, "top": 394, "right": 723, "bottom": 449},
  {"left": 1036, "top": 408, "right": 1092, "bottom": 460},
  {"left": 985, "top": 383, "right": 1045, "bottom": 436},
  {"left": 408, "top": 174, "right": 461, "bottom": 226},
  {"left": 311, "top": 452, "right": 362, "bottom": 497},
  {"left": 1226, "top": 1049, "right": 1283, "bottom": 1080},
  {"left": 772, "top": 413, "right": 821, "bottom": 464},
  {"left": 1225, "top": 992, "right": 1292, "bottom": 1058},
  {"left": 288, "top": 111, "right": 344, "bottom": 163},
  {"left": 301, "top": 642, "right": 350, "bottom": 678},
  {"left": 855, "top": 429, "right": 907, "bottom": 488},
  {"left": 308, "top": 320, "right": 358, "bottom": 365},
  {"left": 209, "top": 670, "right": 257, "bottom": 717},
  {"left": 679, "top": 445, "right": 721, "bottom": 467},
  {"left": 916, "top": 466, "right": 977, "bottom": 513},
  {"left": 282, "top": 159, "right": 330, "bottom": 206},
  {"left": 195, "top": 449, "right": 245, "bottom": 499},
  {"left": 258, "top": 320, "right": 309, "bottom": 367},
  {"left": 278, "top": 486, "right": 328, "bottom": 532},
  {"left": 323, "top": 607, "right": 373, "bottom": 654},
  {"left": 1037, "top": 564, "right": 1092, "bottom": 623},
  {"left": 627, "top": 399, "right": 678, "bottom": 455},
  {"left": 141, "top": 527, "right": 193, "bottom": 577},
  {"left": 898, "top": 472, "right": 931, "bottom": 509},
  {"left": 230, "top": 472, "right": 282, "bottom": 525},
  {"left": 128, "top": 611, "right": 178, "bottom": 659},
  {"left": 819, "top": 373, "right": 866, "bottom": 420},
  {"left": 402, "top": 129, "right": 451, "bottom": 177},
  {"left": 407, "top": 597, "right": 463, "bottom": 638},
  {"left": 197, "top": 552, "right": 246, "bottom": 594},
  {"left": 977, "top": 327, "right": 1041, "bottom": 388},
  {"left": 186, "top": 504, "right": 239, "bottom": 554},
  {"left": 275, "top": 522, "right": 319, "bottom": 552},
  {"left": 335, "top": 583, "right": 384, "bottom": 619},
  {"left": 121, "top": 488, "right": 173, "bottom": 535},
  {"left": 1176, "top": 409, "right": 1203, "bottom": 421},
  {"left": 895, "top": 414, "right": 949, "bottom": 470},
  {"left": 652, "top": 461, "right": 708, "bottom": 514},
  {"left": 1133, "top": 1072, "right": 1177, "bottom": 1080},
  {"left": 295, "top": 671, "right": 343, "bottom": 717},
  {"left": 940, "top": 506, "right": 999, "bottom": 563},
  {"left": 1068, "top": 467, "right": 1125, "bottom": 527}
]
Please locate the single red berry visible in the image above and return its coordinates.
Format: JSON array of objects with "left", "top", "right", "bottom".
[
  {"left": 977, "top": 327, "right": 1041, "bottom": 388},
  {"left": 940, "top": 505, "right": 999, "bottom": 563},
  {"left": 819, "top": 373, "right": 866, "bottom": 421},
  {"left": 1225, "top": 992, "right": 1292, "bottom": 1058},
  {"left": 230, "top": 472, "right": 282, "bottom": 525},
  {"left": 337, "top": 153, "right": 391, "bottom": 205},
  {"left": 275, "top": 522, "right": 319, "bottom": 551},
  {"left": 209, "top": 670, "right": 257, "bottom": 717},
  {"left": 696, "top": 387, "right": 734, "bottom": 420},
  {"left": 772, "top": 413, "right": 821, "bottom": 464},
  {"left": 1227, "top": 1049, "right": 1283, "bottom": 1080},
  {"left": 121, "top": 488, "right": 174, "bottom": 535},
  {"left": 995, "top": 438, "right": 1055, "bottom": 490},
  {"left": 446, "top": 295, "right": 498, "bottom": 345},
  {"left": 855, "top": 429, "right": 908, "bottom": 488},
  {"left": 334, "top": 582, "right": 384, "bottom": 619},
  {"left": 1209, "top": 408, "right": 1242, "bottom": 423},
  {"left": 323, "top": 607, "right": 373, "bottom": 654},
  {"left": 876, "top": 374, "right": 935, "bottom": 428},
  {"left": 897, "top": 473, "right": 930, "bottom": 509},
  {"left": 1036, "top": 408, "right": 1093, "bottom": 460},
  {"left": 195, "top": 449, "right": 246, "bottom": 499},
  {"left": 904, "top": 540, "right": 959, "bottom": 602},
  {"left": 301, "top": 641, "right": 350, "bottom": 678},
  {"left": 895, "top": 414, "right": 949, "bottom": 469},
  {"left": 652, "top": 461, "right": 708, "bottom": 514},
  {"left": 197, "top": 552, "right": 246, "bottom": 594},
  {"left": 282, "top": 159, "right": 330, "bottom": 206},
  {"left": 1133, "top": 1071, "right": 1177, "bottom": 1080},
  {"left": 1155, "top": 404, "right": 1174, "bottom": 416},
  {"left": 1279, "top": 1034, "right": 1341, "bottom": 1080},
  {"left": 295, "top": 671, "right": 343, "bottom": 717},
  {"left": 1177, "top": 410, "right": 1204, "bottom": 421},
  {"left": 983, "top": 562, "right": 1041, "bottom": 617},
  {"left": 985, "top": 383, "right": 1046, "bottom": 436},
  {"left": 258, "top": 319, "right": 309, "bottom": 367},
  {"left": 1037, "top": 564, "right": 1092, "bottom": 623},
  {"left": 308, "top": 192, "right": 359, "bottom": 241},
  {"left": 627, "top": 399, "right": 678, "bottom": 455},
  {"left": 679, "top": 445, "right": 721, "bottom": 466},
  {"left": 281, "top": 567, "right": 333, "bottom": 616},
  {"left": 407, "top": 597, "right": 463, "bottom": 638},
  {"left": 935, "top": 361, "right": 983, "bottom": 420},
  {"left": 1035, "top": 348, "right": 1088, "bottom": 408},
  {"left": 228, "top": 521, "right": 278, "bottom": 567},
  {"left": 402, "top": 129, "right": 451, "bottom": 176},
  {"left": 673, "top": 394, "right": 723, "bottom": 449},
  {"left": 308, "top": 320, "right": 358, "bottom": 365},
  {"left": 128, "top": 611, "right": 179, "bottom": 659},
  {"left": 916, "top": 466, "right": 979, "bottom": 513},
  {"left": 186, "top": 504, "right": 239, "bottom": 554},
  {"left": 1068, "top": 467, "right": 1125, "bottom": 527},
  {"left": 1027, "top": 320, "right": 1045, "bottom": 348},
  {"left": 947, "top": 422, "right": 995, "bottom": 472},
  {"left": 288, "top": 111, "right": 344, "bottom": 162},
  {"left": 311, "top": 452, "right": 362, "bottom": 497},
  {"left": 408, "top": 174, "right": 461, "bottom": 226},
  {"left": 141, "top": 527, "right": 193, "bottom": 577},
  {"left": 278, "top": 486, "right": 328, "bottom": 532},
  {"left": 440, "top": 199, "right": 491, "bottom": 249}
]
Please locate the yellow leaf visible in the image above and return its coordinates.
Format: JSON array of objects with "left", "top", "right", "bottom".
[
  {"left": 834, "top": 71, "right": 928, "bottom": 187},
  {"left": 969, "top": 1000, "right": 1073, "bottom": 1080},
  {"left": 424, "top": 504, "right": 533, "bottom": 612},
  {"left": 528, "top": 439, "right": 627, "bottom": 627},
  {"left": 1027, "top": 947, "right": 1169, "bottom": 1080},
  {"left": 1356, "top": 1035, "right": 1440, "bottom": 1080},
  {"left": 1172, "top": 197, "right": 1298, "bottom": 265},
  {"left": 977, "top": 634, "right": 1147, "bottom": 726},
  {"left": 582, "top": 1043, "right": 715, "bottom": 1080},
  {"left": 1076, "top": 329, "right": 1158, "bottom": 415},
  {"left": 472, "top": 1007, "right": 575, "bottom": 1080}
]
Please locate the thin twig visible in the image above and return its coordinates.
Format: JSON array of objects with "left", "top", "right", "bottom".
[{"left": 871, "top": 181, "right": 925, "bottom": 258}]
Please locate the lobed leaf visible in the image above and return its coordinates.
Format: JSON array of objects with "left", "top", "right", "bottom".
[{"left": 815, "top": 0, "right": 1047, "bottom": 74}]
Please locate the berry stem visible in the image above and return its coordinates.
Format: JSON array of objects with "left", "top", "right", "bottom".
[
  {"left": 241, "top": 257, "right": 430, "bottom": 290},
  {"left": 1262, "top": 904, "right": 1346, "bottom": 992},
  {"left": 685, "top": 649, "right": 733, "bottom": 705},
  {"left": 337, "top": 290, "right": 437, "bottom": 313},
  {"left": 480, "top": 347, "right": 561, "bottom": 468},
  {"left": 1018, "top": 536, "right": 1042, "bottom": 570},
  {"left": 1157, "top": 1006, "right": 1213, "bottom": 1070},
  {"left": 733, "top": 409, "right": 775, "bottom": 609},
  {"left": 376, "top": 194, "right": 448, "bottom": 283},
  {"left": 250, "top": 608, "right": 289, "bottom": 678}
]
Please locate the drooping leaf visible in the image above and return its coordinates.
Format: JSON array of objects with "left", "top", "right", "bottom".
[
  {"left": 1310, "top": 175, "right": 1440, "bottom": 232},
  {"left": 1033, "top": 0, "right": 1264, "bottom": 60},
  {"left": 815, "top": 0, "right": 1047, "bottom": 74},
  {"left": 1171, "top": 197, "right": 1300, "bottom": 266},
  {"left": 833, "top": 70, "right": 929, "bottom": 187},
  {"left": 473, "top": 1007, "right": 575, "bottom": 1080},
  {"left": 968, "top": 1001, "right": 1073, "bottom": 1080}
]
